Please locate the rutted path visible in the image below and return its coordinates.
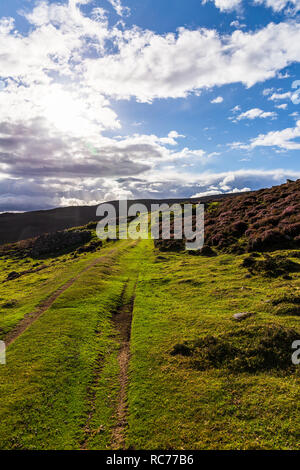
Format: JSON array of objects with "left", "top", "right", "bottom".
[
  {"left": 0, "top": 239, "right": 147, "bottom": 450},
  {"left": 110, "top": 278, "right": 138, "bottom": 450},
  {"left": 79, "top": 241, "right": 141, "bottom": 450},
  {"left": 4, "top": 248, "right": 117, "bottom": 348},
  {"left": 80, "top": 281, "right": 128, "bottom": 450}
]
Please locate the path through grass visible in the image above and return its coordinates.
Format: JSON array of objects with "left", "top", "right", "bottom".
[
  {"left": 1, "top": 240, "right": 300, "bottom": 449},
  {"left": 0, "top": 239, "right": 146, "bottom": 449}
]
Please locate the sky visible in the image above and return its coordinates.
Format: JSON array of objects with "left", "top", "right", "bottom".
[{"left": 1, "top": 0, "right": 300, "bottom": 211}]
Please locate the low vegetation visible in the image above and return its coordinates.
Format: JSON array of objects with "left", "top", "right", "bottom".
[
  {"left": 0, "top": 181, "right": 300, "bottom": 449},
  {"left": 241, "top": 252, "right": 300, "bottom": 278},
  {"left": 155, "top": 179, "right": 300, "bottom": 254},
  {"left": 171, "top": 324, "right": 299, "bottom": 373}
]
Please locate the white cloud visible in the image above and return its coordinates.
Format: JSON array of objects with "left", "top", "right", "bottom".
[
  {"left": 204, "top": 0, "right": 242, "bottom": 11},
  {"left": 168, "top": 130, "right": 185, "bottom": 139},
  {"left": 83, "top": 21, "right": 300, "bottom": 102},
  {"left": 234, "top": 119, "right": 300, "bottom": 150},
  {"left": 232, "top": 187, "right": 251, "bottom": 192},
  {"left": 1, "top": 167, "right": 299, "bottom": 212},
  {"left": 230, "top": 20, "right": 246, "bottom": 28},
  {"left": 222, "top": 174, "right": 235, "bottom": 185},
  {"left": 0, "top": 1, "right": 300, "bottom": 211},
  {"left": 207, "top": 0, "right": 300, "bottom": 13},
  {"left": 277, "top": 71, "right": 290, "bottom": 79},
  {"left": 1, "top": 1, "right": 222, "bottom": 211},
  {"left": 0, "top": 120, "right": 205, "bottom": 179},
  {"left": 191, "top": 189, "right": 222, "bottom": 197},
  {"left": 211, "top": 0, "right": 300, "bottom": 13},
  {"left": 269, "top": 91, "right": 292, "bottom": 100},
  {"left": 275, "top": 103, "right": 288, "bottom": 109},
  {"left": 1, "top": 3, "right": 300, "bottom": 103},
  {"left": 211, "top": 96, "right": 224, "bottom": 103},
  {"left": 0, "top": 81, "right": 121, "bottom": 137},
  {"left": 107, "top": 0, "right": 130, "bottom": 17},
  {"left": 262, "top": 87, "right": 275, "bottom": 96},
  {"left": 236, "top": 108, "right": 277, "bottom": 120},
  {"left": 254, "top": 0, "right": 300, "bottom": 13}
]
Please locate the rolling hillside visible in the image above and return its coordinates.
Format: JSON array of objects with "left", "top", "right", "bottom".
[{"left": 0, "top": 181, "right": 299, "bottom": 450}]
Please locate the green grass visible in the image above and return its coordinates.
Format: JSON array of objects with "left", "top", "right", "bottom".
[
  {"left": 0, "top": 240, "right": 145, "bottom": 449},
  {"left": 128, "top": 247, "right": 300, "bottom": 449},
  {"left": 0, "top": 238, "right": 300, "bottom": 449},
  {"left": 83, "top": 241, "right": 144, "bottom": 450},
  {"left": 0, "top": 240, "right": 116, "bottom": 338}
]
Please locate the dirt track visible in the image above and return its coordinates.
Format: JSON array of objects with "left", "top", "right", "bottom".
[{"left": 111, "top": 280, "right": 137, "bottom": 450}]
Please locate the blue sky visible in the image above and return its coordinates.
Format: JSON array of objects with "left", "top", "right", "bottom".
[{"left": 0, "top": 0, "right": 300, "bottom": 211}]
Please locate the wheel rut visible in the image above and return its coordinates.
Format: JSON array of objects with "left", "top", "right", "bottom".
[
  {"left": 80, "top": 281, "right": 128, "bottom": 450},
  {"left": 110, "top": 279, "right": 138, "bottom": 450}
]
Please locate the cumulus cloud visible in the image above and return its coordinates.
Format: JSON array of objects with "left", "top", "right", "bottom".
[
  {"left": 0, "top": 118, "right": 207, "bottom": 179},
  {"left": 233, "top": 120, "right": 300, "bottom": 150},
  {"left": 1, "top": 1, "right": 300, "bottom": 211},
  {"left": 254, "top": 0, "right": 300, "bottom": 13},
  {"left": 204, "top": 0, "right": 242, "bottom": 12},
  {"left": 275, "top": 103, "right": 288, "bottom": 109},
  {"left": 0, "top": 114, "right": 212, "bottom": 210},
  {"left": 210, "top": 0, "right": 300, "bottom": 13},
  {"left": 262, "top": 88, "right": 275, "bottom": 96},
  {"left": 211, "top": 96, "right": 224, "bottom": 103},
  {"left": 0, "top": 0, "right": 210, "bottom": 210},
  {"left": 126, "top": 168, "right": 300, "bottom": 201},
  {"left": 235, "top": 108, "right": 277, "bottom": 120},
  {"left": 2, "top": 2, "right": 300, "bottom": 103},
  {"left": 1, "top": 166, "right": 299, "bottom": 212},
  {"left": 268, "top": 91, "right": 292, "bottom": 100},
  {"left": 191, "top": 187, "right": 250, "bottom": 197},
  {"left": 107, "top": 0, "right": 130, "bottom": 16},
  {"left": 83, "top": 21, "right": 300, "bottom": 102},
  {"left": 249, "top": 120, "right": 300, "bottom": 150},
  {"left": 230, "top": 20, "right": 246, "bottom": 28}
]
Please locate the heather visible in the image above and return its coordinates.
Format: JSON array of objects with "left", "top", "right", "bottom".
[
  {"left": 155, "top": 179, "right": 300, "bottom": 254},
  {"left": 205, "top": 179, "right": 300, "bottom": 253}
]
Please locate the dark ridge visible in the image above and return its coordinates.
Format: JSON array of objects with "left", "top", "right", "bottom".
[{"left": 0, "top": 193, "right": 239, "bottom": 246}]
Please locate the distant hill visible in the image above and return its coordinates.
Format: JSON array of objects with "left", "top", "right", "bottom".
[{"left": 0, "top": 193, "right": 238, "bottom": 246}]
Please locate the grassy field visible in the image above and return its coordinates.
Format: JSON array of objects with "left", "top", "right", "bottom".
[
  {"left": 0, "top": 237, "right": 300, "bottom": 449},
  {"left": 128, "top": 247, "right": 300, "bottom": 449}
]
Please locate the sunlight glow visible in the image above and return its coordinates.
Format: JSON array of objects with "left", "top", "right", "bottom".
[{"left": 41, "top": 89, "right": 92, "bottom": 135}]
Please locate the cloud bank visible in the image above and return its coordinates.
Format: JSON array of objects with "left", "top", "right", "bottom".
[{"left": 0, "top": 0, "right": 300, "bottom": 211}]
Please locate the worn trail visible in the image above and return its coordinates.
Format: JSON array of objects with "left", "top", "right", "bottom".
[{"left": 110, "top": 279, "right": 138, "bottom": 450}]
